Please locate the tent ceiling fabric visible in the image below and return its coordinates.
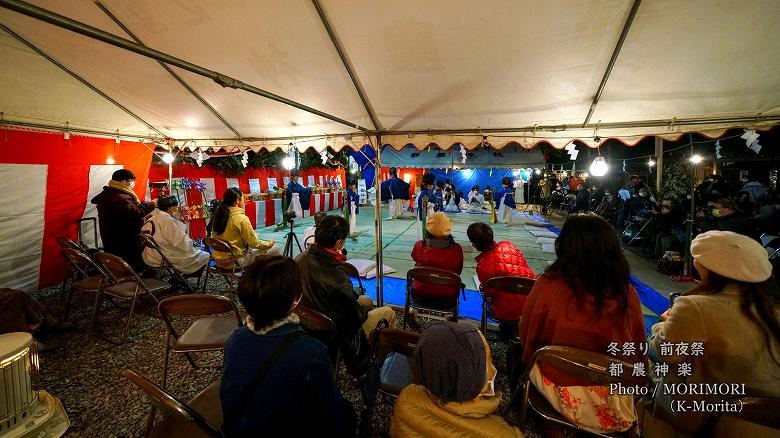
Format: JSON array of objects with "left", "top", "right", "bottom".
[{"left": 0, "top": 0, "right": 778, "bottom": 151}]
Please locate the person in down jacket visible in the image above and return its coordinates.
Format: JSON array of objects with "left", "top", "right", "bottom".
[
  {"left": 467, "top": 222, "right": 535, "bottom": 327},
  {"left": 410, "top": 213, "right": 464, "bottom": 303}
]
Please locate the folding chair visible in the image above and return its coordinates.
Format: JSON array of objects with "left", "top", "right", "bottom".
[
  {"left": 122, "top": 369, "right": 223, "bottom": 438},
  {"left": 303, "top": 235, "right": 315, "bottom": 251},
  {"left": 140, "top": 233, "right": 202, "bottom": 291},
  {"left": 60, "top": 248, "right": 110, "bottom": 322},
  {"left": 292, "top": 304, "right": 340, "bottom": 375},
  {"left": 341, "top": 261, "right": 366, "bottom": 296},
  {"left": 760, "top": 233, "right": 780, "bottom": 260},
  {"left": 479, "top": 276, "right": 535, "bottom": 335},
  {"left": 508, "top": 346, "right": 648, "bottom": 437},
  {"left": 202, "top": 237, "right": 243, "bottom": 293},
  {"left": 404, "top": 267, "right": 465, "bottom": 330},
  {"left": 158, "top": 295, "right": 242, "bottom": 388},
  {"left": 372, "top": 323, "right": 420, "bottom": 400},
  {"left": 93, "top": 252, "right": 171, "bottom": 343}
]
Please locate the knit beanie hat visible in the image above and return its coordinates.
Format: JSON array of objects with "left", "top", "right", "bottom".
[
  {"left": 426, "top": 212, "right": 451, "bottom": 238},
  {"left": 413, "top": 322, "right": 487, "bottom": 403},
  {"left": 691, "top": 230, "right": 772, "bottom": 283}
]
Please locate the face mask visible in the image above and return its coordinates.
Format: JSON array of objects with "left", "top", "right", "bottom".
[
  {"left": 686, "top": 194, "right": 692, "bottom": 200},
  {"left": 129, "top": 181, "right": 136, "bottom": 190},
  {"left": 639, "top": 192, "right": 648, "bottom": 197},
  {"left": 712, "top": 208, "right": 721, "bottom": 217},
  {"left": 480, "top": 362, "right": 497, "bottom": 397}
]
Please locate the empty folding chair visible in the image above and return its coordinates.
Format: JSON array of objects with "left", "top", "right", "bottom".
[
  {"left": 123, "top": 369, "right": 222, "bottom": 438},
  {"left": 93, "top": 252, "right": 171, "bottom": 343},
  {"left": 60, "top": 248, "right": 110, "bottom": 322},
  {"left": 158, "top": 294, "right": 243, "bottom": 388}
]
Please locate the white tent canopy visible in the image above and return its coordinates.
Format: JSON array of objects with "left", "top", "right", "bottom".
[{"left": 1, "top": 0, "right": 779, "bottom": 152}]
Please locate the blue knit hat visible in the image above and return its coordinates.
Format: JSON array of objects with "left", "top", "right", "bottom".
[{"left": 413, "top": 322, "right": 487, "bottom": 402}]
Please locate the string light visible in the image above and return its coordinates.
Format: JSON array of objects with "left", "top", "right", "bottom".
[
  {"left": 690, "top": 154, "right": 702, "bottom": 164},
  {"left": 162, "top": 152, "right": 175, "bottom": 164},
  {"left": 648, "top": 159, "right": 655, "bottom": 167}
]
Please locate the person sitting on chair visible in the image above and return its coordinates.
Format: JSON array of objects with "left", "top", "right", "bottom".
[
  {"left": 221, "top": 256, "right": 355, "bottom": 436},
  {"left": 90, "top": 168, "right": 157, "bottom": 271},
  {"left": 410, "top": 213, "right": 464, "bottom": 315},
  {"left": 211, "top": 187, "right": 280, "bottom": 269},
  {"left": 467, "top": 222, "right": 535, "bottom": 334},
  {"left": 303, "top": 211, "right": 327, "bottom": 249},
  {"left": 519, "top": 214, "right": 646, "bottom": 435},
  {"left": 295, "top": 215, "right": 396, "bottom": 376},
  {"left": 645, "top": 231, "right": 780, "bottom": 437},
  {"left": 141, "top": 195, "right": 209, "bottom": 276},
  {"left": 391, "top": 322, "right": 521, "bottom": 437}
]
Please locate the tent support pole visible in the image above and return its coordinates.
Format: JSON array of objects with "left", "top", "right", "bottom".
[
  {"left": 0, "top": 22, "right": 167, "bottom": 139},
  {"left": 94, "top": 1, "right": 242, "bottom": 139},
  {"left": 0, "top": 0, "right": 373, "bottom": 133},
  {"left": 311, "top": 0, "right": 383, "bottom": 131},
  {"left": 654, "top": 136, "right": 663, "bottom": 193},
  {"left": 374, "top": 134, "right": 384, "bottom": 307},
  {"left": 583, "top": 0, "right": 642, "bottom": 126}
]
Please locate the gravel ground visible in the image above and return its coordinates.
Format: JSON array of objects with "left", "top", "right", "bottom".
[{"left": 30, "top": 277, "right": 577, "bottom": 437}]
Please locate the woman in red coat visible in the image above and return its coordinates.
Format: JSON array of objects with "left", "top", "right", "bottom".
[
  {"left": 467, "top": 222, "right": 535, "bottom": 326},
  {"left": 518, "top": 214, "right": 645, "bottom": 434},
  {"left": 410, "top": 212, "right": 463, "bottom": 305}
]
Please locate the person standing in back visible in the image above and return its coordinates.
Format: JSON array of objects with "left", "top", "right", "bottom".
[{"left": 91, "top": 168, "right": 156, "bottom": 271}]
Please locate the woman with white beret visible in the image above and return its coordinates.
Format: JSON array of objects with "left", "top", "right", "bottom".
[{"left": 646, "top": 231, "right": 780, "bottom": 437}]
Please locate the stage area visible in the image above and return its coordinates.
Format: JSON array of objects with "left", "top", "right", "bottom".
[{"left": 254, "top": 206, "right": 667, "bottom": 330}]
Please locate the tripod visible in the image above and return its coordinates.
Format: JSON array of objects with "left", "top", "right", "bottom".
[{"left": 283, "top": 219, "right": 302, "bottom": 258}]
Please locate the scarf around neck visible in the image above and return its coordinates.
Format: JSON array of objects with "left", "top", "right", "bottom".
[{"left": 108, "top": 180, "right": 140, "bottom": 203}]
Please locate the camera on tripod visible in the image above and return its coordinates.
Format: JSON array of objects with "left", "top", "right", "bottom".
[{"left": 284, "top": 211, "right": 297, "bottom": 223}]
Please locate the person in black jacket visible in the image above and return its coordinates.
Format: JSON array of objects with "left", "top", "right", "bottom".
[
  {"left": 90, "top": 169, "right": 156, "bottom": 271},
  {"left": 220, "top": 256, "right": 355, "bottom": 436},
  {"left": 295, "top": 215, "right": 396, "bottom": 376}
]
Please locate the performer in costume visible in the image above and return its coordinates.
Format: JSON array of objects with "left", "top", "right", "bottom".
[
  {"left": 344, "top": 179, "right": 360, "bottom": 236},
  {"left": 495, "top": 176, "right": 517, "bottom": 225},
  {"left": 380, "top": 167, "right": 411, "bottom": 219},
  {"left": 467, "top": 186, "right": 484, "bottom": 213},
  {"left": 286, "top": 169, "right": 311, "bottom": 218},
  {"left": 416, "top": 173, "right": 438, "bottom": 240},
  {"left": 432, "top": 180, "right": 445, "bottom": 212}
]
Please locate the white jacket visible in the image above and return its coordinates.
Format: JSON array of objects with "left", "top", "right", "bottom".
[{"left": 141, "top": 210, "right": 210, "bottom": 274}]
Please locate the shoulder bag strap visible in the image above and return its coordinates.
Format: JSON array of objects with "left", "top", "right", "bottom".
[{"left": 221, "top": 329, "right": 305, "bottom": 430}]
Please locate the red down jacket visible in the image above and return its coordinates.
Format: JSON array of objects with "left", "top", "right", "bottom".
[
  {"left": 411, "top": 237, "right": 464, "bottom": 299},
  {"left": 475, "top": 241, "right": 536, "bottom": 321}
]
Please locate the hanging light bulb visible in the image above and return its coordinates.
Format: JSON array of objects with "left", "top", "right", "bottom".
[
  {"left": 690, "top": 154, "right": 702, "bottom": 164},
  {"left": 282, "top": 156, "right": 295, "bottom": 170},
  {"left": 162, "top": 152, "right": 175, "bottom": 164},
  {"left": 106, "top": 157, "right": 115, "bottom": 164},
  {"left": 589, "top": 156, "right": 608, "bottom": 177},
  {"left": 648, "top": 159, "right": 655, "bottom": 167}
]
